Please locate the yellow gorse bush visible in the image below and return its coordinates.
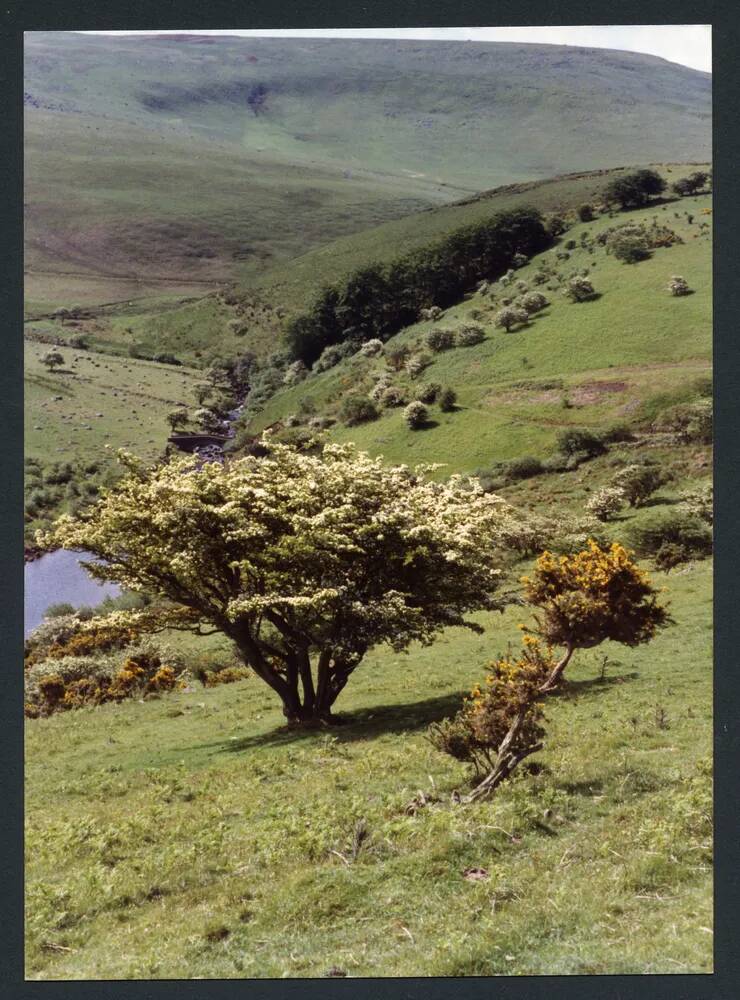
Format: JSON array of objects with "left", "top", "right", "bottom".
[{"left": 522, "top": 540, "right": 670, "bottom": 650}]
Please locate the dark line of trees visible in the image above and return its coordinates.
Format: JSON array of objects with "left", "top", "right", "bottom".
[
  {"left": 672, "top": 170, "right": 711, "bottom": 197},
  {"left": 285, "top": 207, "right": 551, "bottom": 366}
]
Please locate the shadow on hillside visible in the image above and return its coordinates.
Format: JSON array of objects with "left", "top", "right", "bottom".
[
  {"left": 639, "top": 496, "right": 678, "bottom": 508},
  {"left": 217, "top": 690, "right": 468, "bottom": 754},
  {"left": 548, "top": 671, "right": 639, "bottom": 701}
]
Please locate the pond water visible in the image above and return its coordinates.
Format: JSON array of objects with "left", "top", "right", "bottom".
[{"left": 24, "top": 549, "right": 121, "bottom": 638}]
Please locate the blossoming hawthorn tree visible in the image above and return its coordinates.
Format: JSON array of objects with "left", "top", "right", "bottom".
[
  {"left": 431, "top": 541, "right": 671, "bottom": 800},
  {"left": 44, "top": 442, "right": 519, "bottom": 726}
]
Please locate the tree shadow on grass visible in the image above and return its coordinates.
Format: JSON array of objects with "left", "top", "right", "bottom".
[
  {"left": 546, "top": 671, "right": 639, "bottom": 702},
  {"left": 639, "top": 496, "right": 678, "bottom": 508},
  {"left": 218, "top": 690, "right": 468, "bottom": 754}
]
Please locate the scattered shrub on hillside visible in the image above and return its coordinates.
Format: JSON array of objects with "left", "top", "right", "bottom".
[
  {"left": 578, "top": 204, "right": 595, "bottom": 222},
  {"left": 415, "top": 382, "right": 441, "bottom": 404},
  {"left": 167, "top": 407, "right": 189, "bottom": 432},
  {"left": 456, "top": 324, "right": 486, "bottom": 347},
  {"left": 439, "top": 387, "right": 458, "bottom": 412},
  {"left": 339, "top": 395, "right": 380, "bottom": 427},
  {"left": 314, "top": 342, "right": 353, "bottom": 373},
  {"left": 418, "top": 305, "right": 443, "bottom": 322},
  {"left": 45, "top": 462, "right": 75, "bottom": 485},
  {"left": 672, "top": 171, "right": 710, "bottom": 197},
  {"left": 679, "top": 484, "right": 713, "bottom": 525},
  {"left": 284, "top": 360, "right": 309, "bottom": 386},
  {"left": 556, "top": 428, "right": 606, "bottom": 458},
  {"left": 612, "top": 463, "right": 670, "bottom": 507},
  {"left": 668, "top": 274, "right": 691, "bottom": 296},
  {"left": 41, "top": 349, "right": 64, "bottom": 371},
  {"left": 603, "top": 169, "right": 666, "bottom": 210},
  {"left": 628, "top": 511, "right": 712, "bottom": 568},
  {"left": 404, "top": 354, "right": 431, "bottom": 379},
  {"left": 584, "top": 487, "right": 626, "bottom": 522},
  {"left": 425, "top": 328, "right": 456, "bottom": 352},
  {"left": 385, "top": 345, "right": 411, "bottom": 372},
  {"left": 194, "top": 407, "right": 223, "bottom": 434},
  {"left": 360, "top": 338, "right": 384, "bottom": 357},
  {"left": 545, "top": 214, "right": 568, "bottom": 237},
  {"left": 610, "top": 233, "right": 652, "bottom": 264},
  {"left": 379, "top": 385, "right": 407, "bottom": 409},
  {"left": 521, "top": 292, "right": 548, "bottom": 315},
  {"left": 652, "top": 400, "right": 712, "bottom": 443},
  {"left": 506, "top": 456, "right": 543, "bottom": 481},
  {"left": 403, "top": 401, "right": 428, "bottom": 430},
  {"left": 495, "top": 307, "right": 529, "bottom": 332},
  {"left": 368, "top": 374, "right": 392, "bottom": 402},
  {"left": 563, "top": 275, "right": 596, "bottom": 302}
]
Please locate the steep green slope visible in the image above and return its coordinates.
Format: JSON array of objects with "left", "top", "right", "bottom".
[
  {"left": 25, "top": 556, "right": 712, "bottom": 978},
  {"left": 246, "top": 192, "right": 712, "bottom": 473},
  {"left": 24, "top": 32, "right": 710, "bottom": 306}
]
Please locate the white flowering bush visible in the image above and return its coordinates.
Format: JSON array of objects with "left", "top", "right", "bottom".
[
  {"left": 669, "top": 275, "right": 691, "bottom": 296},
  {"left": 563, "top": 275, "right": 596, "bottom": 302},
  {"left": 283, "top": 360, "right": 309, "bottom": 386},
  {"left": 456, "top": 325, "right": 485, "bottom": 347},
  {"left": 585, "top": 487, "right": 626, "bottom": 522},
  {"left": 494, "top": 307, "right": 529, "bottom": 332},
  {"left": 44, "top": 443, "right": 525, "bottom": 725},
  {"left": 360, "top": 338, "right": 384, "bottom": 357},
  {"left": 404, "top": 354, "right": 431, "bottom": 379},
  {"left": 380, "top": 385, "right": 407, "bottom": 408},
  {"left": 679, "top": 484, "right": 713, "bottom": 524},
  {"left": 403, "top": 401, "right": 428, "bottom": 429},
  {"left": 521, "top": 292, "right": 548, "bottom": 315}
]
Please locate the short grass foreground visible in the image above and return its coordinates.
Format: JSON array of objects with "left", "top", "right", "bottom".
[{"left": 25, "top": 558, "right": 712, "bottom": 979}]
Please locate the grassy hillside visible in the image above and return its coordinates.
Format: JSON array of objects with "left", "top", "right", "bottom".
[
  {"left": 25, "top": 553, "right": 712, "bottom": 979},
  {"left": 24, "top": 342, "right": 204, "bottom": 546},
  {"left": 241, "top": 165, "right": 709, "bottom": 315},
  {"left": 24, "top": 110, "right": 436, "bottom": 306},
  {"left": 25, "top": 32, "right": 710, "bottom": 306},
  {"left": 248, "top": 192, "right": 712, "bottom": 471}
]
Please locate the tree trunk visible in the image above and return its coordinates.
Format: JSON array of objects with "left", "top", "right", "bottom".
[
  {"left": 462, "top": 641, "right": 576, "bottom": 803},
  {"left": 231, "top": 629, "right": 354, "bottom": 727},
  {"left": 539, "top": 642, "right": 575, "bottom": 693}
]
